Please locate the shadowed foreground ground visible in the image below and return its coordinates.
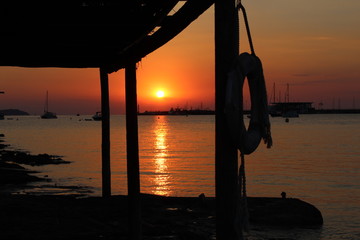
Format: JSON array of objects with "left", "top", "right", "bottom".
[
  {"left": 0, "top": 136, "right": 323, "bottom": 239},
  {"left": 0, "top": 193, "right": 323, "bottom": 240}
]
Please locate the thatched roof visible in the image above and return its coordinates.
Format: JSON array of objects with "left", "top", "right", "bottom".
[{"left": 0, "top": 0, "right": 213, "bottom": 73}]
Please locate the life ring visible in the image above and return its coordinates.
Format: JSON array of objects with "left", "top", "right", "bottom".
[{"left": 225, "top": 52, "right": 272, "bottom": 155}]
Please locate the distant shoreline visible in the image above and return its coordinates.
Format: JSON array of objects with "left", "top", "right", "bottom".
[
  {"left": 1, "top": 108, "right": 359, "bottom": 117},
  {"left": 306, "top": 109, "right": 360, "bottom": 114},
  {"left": 138, "top": 109, "right": 360, "bottom": 116},
  {"left": 0, "top": 109, "right": 29, "bottom": 116}
]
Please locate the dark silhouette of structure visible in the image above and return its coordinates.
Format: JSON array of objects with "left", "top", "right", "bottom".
[{"left": 0, "top": 1, "right": 250, "bottom": 239}]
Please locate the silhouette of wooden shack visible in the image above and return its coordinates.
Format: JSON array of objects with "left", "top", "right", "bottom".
[{"left": 0, "top": 1, "right": 243, "bottom": 239}]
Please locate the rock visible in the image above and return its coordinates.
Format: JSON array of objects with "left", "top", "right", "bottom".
[
  {"left": 247, "top": 197, "right": 323, "bottom": 227},
  {"left": 0, "top": 150, "right": 70, "bottom": 166}
]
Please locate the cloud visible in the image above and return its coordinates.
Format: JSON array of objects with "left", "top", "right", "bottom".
[
  {"left": 303, "top": 36, "right": 334, "bottom": 41},
  {"left": 293, "top": 78, "right": 358, "bottom": 86}
]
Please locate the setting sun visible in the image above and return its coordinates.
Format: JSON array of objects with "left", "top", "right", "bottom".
[{"left": 156, "top": 90, "right": 165, "bottom": 98}]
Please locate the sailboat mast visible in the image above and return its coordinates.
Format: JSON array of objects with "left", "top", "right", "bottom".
[
  {"left": 273, "top": 82, "right": 276, "bottom": 103},
  {"left": 44, "top": 91, "right": 48, "bottom": 112},
  {"left": 286, "top": 83, "right": 290, "bottom": 103}
]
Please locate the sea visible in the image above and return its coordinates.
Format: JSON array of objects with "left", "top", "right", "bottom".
[{"left": 1, "top": 114, "right": 359, "bottom": 240}]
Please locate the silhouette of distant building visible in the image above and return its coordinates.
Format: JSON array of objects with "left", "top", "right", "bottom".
[{"left": 269, "top": 102, "right": 315, "bottom": 117}]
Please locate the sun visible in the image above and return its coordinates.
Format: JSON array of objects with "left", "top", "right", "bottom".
[{"left": 156, "top": 90, "right": 165, "bottom": 98}]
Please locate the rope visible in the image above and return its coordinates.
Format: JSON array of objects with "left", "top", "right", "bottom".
[
  {"left": 238, "top": 151, "right": 249, "bottom": 232},
  {"left": 233, "top": 1, "right": 272, "bottom": 235},
  {"left": 234, "top": 1, "right": 240, "bottom": 56},
  {"left": 234, "top": 0, "right": 251, "bottom": 234},
  {"left": 237, "top": 1, "right": 255, "bottom": 55}
]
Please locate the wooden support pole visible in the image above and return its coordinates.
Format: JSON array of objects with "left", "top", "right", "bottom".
[
  {"left": 125, "top": 62, "right": 142, "bottom": 240},
  {"left": 100, "top": 67, "right": 111, "bottom": 197},
  {"left": 215, "top": 0, "right": 241, "bottom": 240}
]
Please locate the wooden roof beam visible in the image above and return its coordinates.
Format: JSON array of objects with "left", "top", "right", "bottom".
[
  {"left": 114, "top": 0, "right": 179, "bottom": 60},
  {"left": 106, "top": 0, "right": 214, "bottom": 73}
]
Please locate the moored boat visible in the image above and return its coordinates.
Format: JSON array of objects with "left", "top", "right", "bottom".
[
  {"left": 41, "top": 91, "right": 57, "bottom": 119},
  {"left": 92, "top": 112, "right": 102, "bottom": 121}
]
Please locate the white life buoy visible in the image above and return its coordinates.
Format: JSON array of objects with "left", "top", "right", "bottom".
[{"left": 225, "top": 52, "right": 272, "bottom": 155}]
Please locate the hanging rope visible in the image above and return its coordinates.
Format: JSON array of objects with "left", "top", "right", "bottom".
[
  {"left": 236, "top": 0, "right": 255, "bottom": 55},
  {"left": 238, "top": 151, "right": 249, "bottom": 232},
  {"left": 233, "top": 0, "right": 268, "bottom": 235},
  {"left": 238, "top": 0, "right": 250, "bottom": 233}
]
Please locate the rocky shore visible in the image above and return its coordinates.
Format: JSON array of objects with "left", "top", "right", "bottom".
[
  {"left": 0, "top": 134, "right": 71, "bottom": 193},
  {"left": 0, "top": 134, "right": 323, "bottom": 239}
]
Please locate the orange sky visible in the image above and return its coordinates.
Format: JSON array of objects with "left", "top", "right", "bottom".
[{"left": 0, "top": 1, "right": 359, "bottom": 114}]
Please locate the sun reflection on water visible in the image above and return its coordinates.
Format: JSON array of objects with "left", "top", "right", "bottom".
[{"left": 152, "top": 116, "right": 172, "bottom": 196}]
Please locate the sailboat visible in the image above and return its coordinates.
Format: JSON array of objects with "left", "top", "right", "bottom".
[
  {"left": 269, "top": 83, "right": 300, "bottom": 118},
  {"left": 269, "top": 83, "right": 282, "bottom": 117},
  {"left": 41, "top": 91, "right": 57, "bottom": 119}
]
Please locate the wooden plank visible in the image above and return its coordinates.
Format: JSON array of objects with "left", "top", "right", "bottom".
[
  {"left": 125, "top": 62, "right": 142, "bottom": 240},
  {"left": 100, "top": 67, "right": 111, "bottom": 197},
  {"left": 215, "top": 0, "right": 241, "bottom": 239}
]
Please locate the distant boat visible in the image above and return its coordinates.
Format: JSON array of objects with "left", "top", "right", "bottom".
[
  {"left": 282, "top": 110, "right": 299, "bottom": 118},
  {"left": 270, "top": 111, "right": 282, "bottom": 117},
  {"left": 92, "top": 111, "right": 102, "bottom": 121},
  {"left": 41, "top": 91, "right": 57, "bottom": 119}
]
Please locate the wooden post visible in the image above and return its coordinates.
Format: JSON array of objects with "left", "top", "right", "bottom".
[
  {"left": 215, "top": 0, "right": 241, "bottom": 240},
  {"left": 100, "top": 67, "right": 111, "bottom": 198},
  {"left": 125, "top": 62, "right": 142, "bottom": 240}
]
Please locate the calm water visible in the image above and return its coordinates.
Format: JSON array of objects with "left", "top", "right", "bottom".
[{"left": 1, "top": 114, "right": 359, "bottom": 239}]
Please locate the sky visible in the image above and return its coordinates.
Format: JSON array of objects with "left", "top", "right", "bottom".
[{"left": 0, "top": 0, "right": 359, "bottom": 115}]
